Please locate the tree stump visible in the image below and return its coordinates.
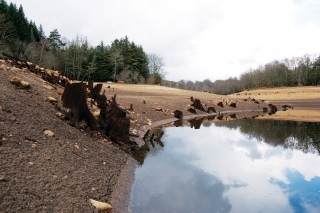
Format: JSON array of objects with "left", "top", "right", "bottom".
[{"left": 61, "top": 82, "right": 98, "bottom": 130}]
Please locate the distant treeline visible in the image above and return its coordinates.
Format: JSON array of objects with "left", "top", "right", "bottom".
[
  {"left": 0, "top": 0, "right": 166, "bottom": 84},
  {"left": 162, "top": 54, "right": 320, "bottom": 95},
  {"left": 216, "top": 119, "right": 320, "bottom": 155}
]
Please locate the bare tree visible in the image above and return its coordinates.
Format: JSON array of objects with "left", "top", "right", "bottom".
[
  {"left": 110, "top": 47, "right": 122, "bottom": 82},
  {"left": 0, "top": 14, "right": 17, "bottom": 53},
  {"left": 148, "top": 53, "right": 166, "bottom": 84}
]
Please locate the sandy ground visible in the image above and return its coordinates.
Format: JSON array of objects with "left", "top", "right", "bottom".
[{"left": 228, "top": 86, "right": 320, "bottom": 122}]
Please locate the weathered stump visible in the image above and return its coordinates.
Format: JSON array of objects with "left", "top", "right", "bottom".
[
  {"left": 191, "top": 99, "right": 205, "bottom": 111},
  {"left": 61, "top": 82, "right": 98, "bottom": 130}
]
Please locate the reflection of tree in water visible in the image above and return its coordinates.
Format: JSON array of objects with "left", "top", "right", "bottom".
[
  {"left": 188, "top": 118, "right": 205, "bottom": 129},
  {"left": 134, "top": 128, "right": 166, "bottom": 166},
  {"left": 216, "top": 120, "right": 320, "bottom": 154}
]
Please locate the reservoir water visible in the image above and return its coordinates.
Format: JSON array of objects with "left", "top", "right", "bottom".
[{"left": 130, "top": 119, "right": 320, "bottom": 213}]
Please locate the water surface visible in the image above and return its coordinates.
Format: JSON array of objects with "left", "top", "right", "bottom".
[{"left": 130, "top": 119, "right": 320, "bottom": 213}]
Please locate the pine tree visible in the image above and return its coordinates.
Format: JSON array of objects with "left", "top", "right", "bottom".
[
  {"left": 0, "top": 0, "right": 8, "bottom": 14},
  {"left": 38, "top": 24, "right": 45, "bottom": 39}
]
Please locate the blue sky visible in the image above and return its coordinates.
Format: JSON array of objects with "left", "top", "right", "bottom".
[{"left": 11, "top": 0, "right": 320, "bottom": 82}]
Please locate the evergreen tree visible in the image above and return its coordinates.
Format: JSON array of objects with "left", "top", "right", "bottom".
[
  {"left": 48, "top": 28, "right": 65, "bottom": 51},
  {"left": 92, "top": 41, "right": 112, "bottom": 81},
  {"left": 38, "top": 24, "right": 45, "bottom": 39},
  {"left": 0, "top": 0, "right": 8, "bottom": 14},
  {"left": 15, "top": 5, "right": 29, "bottom": 42},
  {"left": 48, "top": 28, "right": 65, "bottom": 70}
]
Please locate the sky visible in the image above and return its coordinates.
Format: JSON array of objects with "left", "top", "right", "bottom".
[{"left": 10, "top": 0, "right": 320, "bottom": 82}]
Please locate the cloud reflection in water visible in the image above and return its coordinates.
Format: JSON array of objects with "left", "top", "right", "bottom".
[{"left": 130, "top": 120, "right": 320, "bottom": 213}]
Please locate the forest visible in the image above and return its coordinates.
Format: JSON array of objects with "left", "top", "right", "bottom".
[
  {"left": 163, "top": 53, "right": 320, "bottom": 95},
  {"left": 0, "top": 0, "right": 166, "bottom": 84}
]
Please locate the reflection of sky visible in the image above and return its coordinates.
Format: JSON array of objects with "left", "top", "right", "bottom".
[
  {"left": 271, "top": 169, "right": 320, "bottom": 213},
  {"left": 130, "top": 123, "right": 320, "bottom": 213}
]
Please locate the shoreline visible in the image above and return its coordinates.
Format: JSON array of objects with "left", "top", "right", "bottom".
[
  {"left": 108, "top": 84, "right": 320, "bottom": 212},
  {"left": 114, "top": 105, "right": 320, "bottom": 212},
  {"left": 1, "top": 61, "right": 319, "bottom": 212}
]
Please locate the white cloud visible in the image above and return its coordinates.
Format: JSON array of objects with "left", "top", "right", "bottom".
[{"left": 11, "top": 0, "right": 320, "bottom": 82}]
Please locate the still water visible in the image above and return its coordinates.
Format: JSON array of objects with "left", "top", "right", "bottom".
[{"left": 130, "top": 119, "right": 320, "bottom": 213}]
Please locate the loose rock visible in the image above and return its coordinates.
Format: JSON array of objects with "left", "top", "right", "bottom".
[
  {"left": 155, "top": 107, "right": 162, "bottom": 112},
  {"left": 10, "top": 77, "right": 21, "bottom": 85},
  {"left": 43, "top": 84, "right": 53, "bottom": 90},
  {"left": 89, "top": 199, "right": 112, "bottom": 212},
  {"left": 44, "top": 130, "right": 54, "bottom": 137},
  {"left": 55, "top": 112, "right": 63, "bottom": 117},
  {"left": 56, "top": 88, "right": 64, "bottom": 95},
  {"left": 20, "top": 80, "right": 30, "bottom": 88},
  {"left": 10, "top": 77, "right": 30, "bottom": 88},
  {"left": 45, "top": 97, "right": 57, "bottom": 104}
]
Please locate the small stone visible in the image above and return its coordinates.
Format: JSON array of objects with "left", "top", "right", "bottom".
[
  {"left": 55, "top": 112, "right": 63, "bottom": 117},
  {"left": 43, "top": 84, "right": 53, "bottom": 90},
  {"left": 10, "top": 77, "right": 21, "bottom": 85},
  {"left": 45, "top": 97, "right": 57, "bottom": 104},
  {"left": 89, "top": 199, "right": 112, "bottom": 212},
  {"left": 155, "top": 107, "right": 162, "bottom": 112},
  {"left": 28, "top": 162, "right": 34, "bottom": 165},
  {"left": 74, "top": 144, "right": 79, "bottom": 149},
  {"left": 44, "top": 130, "right": 54, "bottom": 137},
  {"left": 56, "top": 88, "right": 64, "bottom": 95},
  {"left": 0, "top": 175, "right": 4, "bottom": 181},
  {"left": 20, "top": 80, "right": 30, "bottom": 88}
]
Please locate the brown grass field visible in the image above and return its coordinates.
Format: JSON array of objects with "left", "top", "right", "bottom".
[{"left": 228, "top": 86, "right": 320, "bottom": 122}]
